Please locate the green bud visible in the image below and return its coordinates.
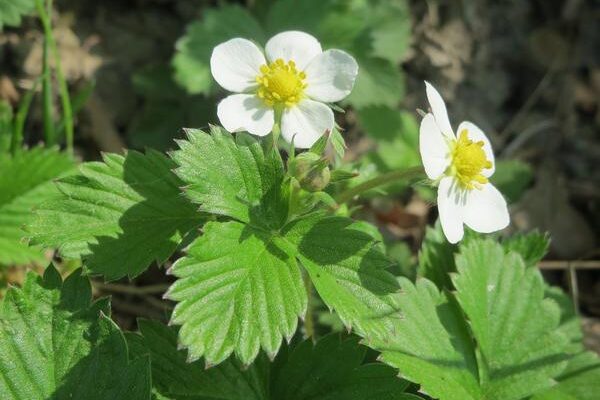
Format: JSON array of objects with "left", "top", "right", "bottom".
[{"left": 288, "top": 152, "right": 331, "bottom": 192}]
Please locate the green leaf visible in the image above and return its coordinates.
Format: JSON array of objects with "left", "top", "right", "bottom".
[
  {"left": 531, "top": 351, "right": 600, "bottom": 400},
  {"left": 345, "top": 57, "right": 404, "bottom": 109},
  {"left": 372, "top": 278, "right": 481, "bottom": 400},
  {"left": 0, "top": 266, "right": 151, "bottom": 399},
  {"left": 417, "top": 222, "right": 457, "bottom": 290},
  {"left": 270, "top": 334, "right": 417, "bottom": 400},
  {"left": 501, "top": 230, "right": 550, "bottom": 267},
  {"left": 0, "top": 147, "right": 74, "bottom": 265},
  {"left": 283, "top": 214, "right": 401, "bottom": 339},
  {"left": 166, "top": 220, "right": 306, "bottom": 366},
  {"left": 130, "top": 320, "right": 419, "bottom": 400},
  {"left": 0, "top": 0, "right": 34, "bottom": 30},
  {"left": 29, "top": 150, "right": 202, "bottom": 280},
  {"left": 452, "top": 239, "right": 570, "bottom": 399},
  {"left": 490, "top": 160, "right": 533, "bottom": 203},
  {"left": 127, "top": 319, "right": 267, "bottom": 400},
  {"left": 172, "top": 5, "right": 265, "bottom": 95},
  {"left": 171, "top": 127, "right": 288, "bottom": 230},
  {"left": 361, "top": 0, "right": 411, "bottom": 64}
]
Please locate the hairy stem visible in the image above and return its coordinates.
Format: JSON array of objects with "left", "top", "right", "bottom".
[{"left": 335, "top": 166, "right": 425, "bottom": 204}]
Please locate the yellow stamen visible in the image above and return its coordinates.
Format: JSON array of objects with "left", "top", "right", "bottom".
[
  {"left": 447, "top": 129, "right": 493, "bottom": 190},
  {"left": 255, "top": 58, "right": 306, "bottom": 108}
]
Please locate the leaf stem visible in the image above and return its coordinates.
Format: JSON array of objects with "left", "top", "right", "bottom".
[
  {"left": 36, "top": 0, "right": 54, "bottom": 146},
  {"left": 11, "top": 79, "right": 39, "bottom": 154},
  {"left": 335, "top": 166, "right": 425, "bottom": 204}
]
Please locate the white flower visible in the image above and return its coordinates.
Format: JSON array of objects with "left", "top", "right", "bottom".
[
  {"left": 210, "top": 31, "right": 358, "bottom": 149},
  {"left": 419, "top": 81, "right": 509, "bottom": 243}
]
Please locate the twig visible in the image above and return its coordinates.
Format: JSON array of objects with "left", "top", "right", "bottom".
[{"left": 538, "top": 260, "right": 600, "bottom": 270}]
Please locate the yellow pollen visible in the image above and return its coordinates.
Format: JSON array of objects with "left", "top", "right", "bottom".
[
  {"left": 448, "top": 129, "right": 493, "bottom": 190},
  {"left": 256, "top": 58, "right": 307, "bottom": 107}
]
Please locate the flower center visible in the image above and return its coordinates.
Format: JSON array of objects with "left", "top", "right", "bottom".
[
  {"left": 448, "top": 129, "right": 493, "bottom": 190},
  {"left": 256, "top": 58, "right": 306, "bottom": 107}
]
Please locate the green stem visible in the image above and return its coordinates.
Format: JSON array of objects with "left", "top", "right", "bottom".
[
  {"left": 36, "top": 0, "right": 74, "bottom": 154},
  {"left": 36, "top": 0, "right": 54, "bottom": 146},
  {"left": 335, "top": 166, "right": 425, "bottom": 204},
  {"left": 11, "top": 80, "right": 39, "bottom": 154}
]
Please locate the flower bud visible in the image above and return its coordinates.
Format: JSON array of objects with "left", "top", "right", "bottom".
[{"left": 288, "top": 152, "right": 331, "bottom": 192}]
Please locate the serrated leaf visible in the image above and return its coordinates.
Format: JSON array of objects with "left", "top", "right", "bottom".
[
  {"left": 502, "top": 230, "right": 549, "bottom": 267},
  {"left": 283, "top": 213, "right": 401, "bottom": 339},
  {"left": 167, "top": 220, "right": 306, "bottom": 366},
  {"left": 130, "top": 320, "right": 419, "bottom": 400},
  {"left": 172, "top": 5, "right": 265, "bottom": 95},
  {"left": 171, "top": 127, "right": 288, "bottom": 230},
  {"left": 0, "top": 147, "right": 74, "bottom": 266},
  {"left": 271, "top": 334, "right": 416, "bottom": 400},
  {"left": 127, "top": 319, "right": 267, "bottom": 400},
  {"left": 417, "top": 222, "right": 457, "bottom": 290},
  {"left": 362, "top": 0, "right": 411, "bottom": 64},
  {"left": 0, "top": 0, "right": 34, "bottom": 30},
  {"left": 372, "top": 278, "right": 481, "bottom": 400},
  {"left": 0, "top": 266, "right": 151, "bottom": 399},
  {"left": 531, "top": 351, "right": 600, "bottom": 400},
  {"left": 452, "top": 240, "right": 570, "bottom": 399},
  {"left": 29, "top": 150, "right": 202, "bottom": 280}
]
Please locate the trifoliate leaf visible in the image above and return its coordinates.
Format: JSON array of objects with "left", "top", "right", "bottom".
[
  {"left": 490, "top": 160, "right": 533, "bottom": 203},
  {"left": 172, "top": 5, "right": 265, "bottom": 95},
  {"left": 0, "top": 266, "right": 151, "bottom": 399},
  {"left": 29, "top": 150, "right": 202, "bottom": 280},
  {"left": 502, "top": 230, "right": 550, "bottom": 267},
  {"left": 452, "top": 240, "right": 570, "bottom": 399},
  {"left": 0, "top": 0, "right": 34, "bottom": 30},
  {"left": 166, "top": 220, "right": 306, "bottom": 366},
  {"left": 127, "top": 319, "right": 267, "bottom": 399},
  {"left": 531, "top": 351, "right": 600, "bottom": 400},
  {"left": 129, "top": 320, "right": 420, "bottom": 400},
  {"left": 417, "top": 222, "right": 457, "bottom": 290},
  {"left": 171, "top": 127, "right": 288, "bottom": 230},
  {"left": 283, "top": 213, "right": 401, "bottom": 339},
  {"left": 0, "top": 147, "right": 74, "bottom": 266},
  {"left": 372, "top": 278, "right": 481, "bottom": 400}
]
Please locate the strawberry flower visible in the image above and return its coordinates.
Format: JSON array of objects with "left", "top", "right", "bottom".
[
  {"left": 420, "top": 82, "right": 509, "bottom": 243},
  {"left": 210, "top": 31, "right": 358, "bottom": 148}
]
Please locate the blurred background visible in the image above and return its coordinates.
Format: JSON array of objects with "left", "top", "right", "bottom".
[{"left": 0, "top": 0, "right": 599, "bottom": 349}]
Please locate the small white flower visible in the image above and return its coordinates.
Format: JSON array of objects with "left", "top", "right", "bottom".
[
  {"left": 210, "top": 31, "right": 358, "bottom": 148},
  {"left": 419, "top": 81, "right": 509, "bottom": 243}
]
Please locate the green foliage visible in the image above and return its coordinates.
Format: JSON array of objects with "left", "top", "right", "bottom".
[
  {"left": 283, "top": 213, "right": 401, "bottom": 339},
  {"left": 166, "top": 220, "right": 306, "bottom": 366},
  {"left": 502, "top": 230, "right": 549, "bottom": 267},
  {"left": 417, "top": 222, "right": 457, "bottom": 290},
  {"left": 490, "top": 159, "right": 534, "bottom": 203},
  {"left": 0, "top": 147, "right": 73, "bottom": 265},
  {"left": 0, "top": 0, "right": 34, "bottom": 30},
  {"left": 171, "top": 127, "right": 288, "bottom": 228},
  {"left": 172, "top": 0, "right": 410, "bottom": 110},
  {"left": 28, "top": 150, "right": 202, "bottom": 280},
  {"left": 0, "top": 266, "right": 151, "bottom": 399},
  {"left": 172, "top": 5, "right": 265, "bottom": 95},
  {"left": 370, "top": 239, "right": 586, "bottom": 400},
  {"left": 128, "top": 319, "right": 420, "bottom": 400}
]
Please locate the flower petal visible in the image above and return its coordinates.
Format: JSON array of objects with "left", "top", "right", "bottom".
[
  {"left": 265, "top": 31, "right": 322, "bottom": 70},
  {"left": 217, "top": 94, "right": 274, "bottom": 137},
  {"left": 420, "top": 113, "right": 450, "bottom": 179},
  {"left": 425, "top": 81, "right": 454, "bottom": 138},
  {"left": 304, "top": 50, "right": 358, "bottom": 102},
  {"left": 210, "top": 38, "right": 265, "bottom": 93},
  {"left": 437, "top": 177, "right": 465, "bottom": 244},
  {"left": 457, "top": 121, "right": 495, "bottom": 177},
  {"left": 281, "top": 99, "right": 333, "bottom": 149},
  {"left": 463, "top": 183, "right": 509, "bottom": 233}
]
